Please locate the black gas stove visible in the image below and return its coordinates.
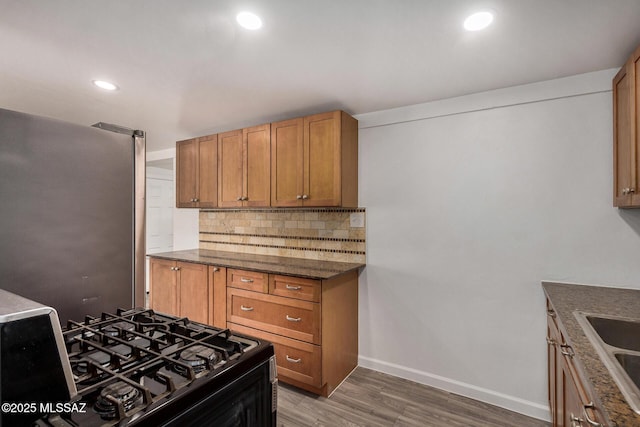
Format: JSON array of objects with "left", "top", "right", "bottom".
[{"left": 32, "top": 308, "right": 277, "bottom": 427}]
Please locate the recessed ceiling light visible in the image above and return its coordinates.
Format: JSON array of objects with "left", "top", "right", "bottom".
[
  {"left": 92, "top": 80, "right": 118, "bottom": 91},
  {"left": 464, "top": 11, "right": 494, "bottom": 31},
  {"left": 236, "top": 11, "right": 262, "bottom": 30}
]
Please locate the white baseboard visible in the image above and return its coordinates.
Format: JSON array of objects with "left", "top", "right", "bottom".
[{"left": 358, "top": 355, "right": 551, "bottom": 422}]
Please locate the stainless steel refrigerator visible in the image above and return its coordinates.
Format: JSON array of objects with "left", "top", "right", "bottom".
[{"left": 0, "top": 107, "right": 145, "bottom": 323}]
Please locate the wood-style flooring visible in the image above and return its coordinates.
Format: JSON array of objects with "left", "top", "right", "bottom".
[{"left": 277, "top": 367, "right": 550, "bottom": 427}]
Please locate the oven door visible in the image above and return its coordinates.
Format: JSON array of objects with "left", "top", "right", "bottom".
[{"left": 152, "top": 356, "right": 277, "bottom": 427}]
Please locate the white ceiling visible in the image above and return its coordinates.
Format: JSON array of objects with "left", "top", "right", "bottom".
[{"left": 1, "top": 0, "right": 640, "bottom": 152}]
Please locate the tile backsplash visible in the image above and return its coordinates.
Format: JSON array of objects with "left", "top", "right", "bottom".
[{"left": 199, "top": 208, "right": 366, "bottom": 263}]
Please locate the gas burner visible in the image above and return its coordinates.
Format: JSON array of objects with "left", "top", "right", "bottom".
[
  {"left": 130, "top": 337, "right": 151, "bottom": 349},
  {"left": 102, "top": 321, "right": 135, "bottom": 337},
  {"left": 94, "top": 381, "right": 143, "bottom": 419},
  {"left": 174, "top": 345, "right": 220, "bottom": 375},
  {"left": 73, "top": 350, "right": 111, "bottom": 375}
]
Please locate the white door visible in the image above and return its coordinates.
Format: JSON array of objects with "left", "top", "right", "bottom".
[{"left": 146, "top": 166, "right": 174, "bottom": 254}]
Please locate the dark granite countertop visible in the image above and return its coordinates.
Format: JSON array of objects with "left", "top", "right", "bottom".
[
  {"left": 147, "top": 249, "right": 365, "bottom": 280},
  {"left": 543, "top": 281, "right": 640, "bottom": 427}
]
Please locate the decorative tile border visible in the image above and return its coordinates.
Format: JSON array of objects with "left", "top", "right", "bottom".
[
  {"left": 200, "top": 231, "right": 365, "bottom": 243},
  {"left": 199, "top": 208, "right": 366, "bottom": 263}
]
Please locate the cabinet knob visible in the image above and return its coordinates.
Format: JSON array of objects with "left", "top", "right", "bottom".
[
  {"left": 242, "top": 196, "right": 248, "bottom": 201},
  {"left": 302, "top": 194, "right": 309, "bottom": 200},
  {"left": 296, "top": 195, "right": 302, "bottom": 200},
  {"left": 629, "top": 188, "right": 636, "bottom": 194},
  {"left": 213, "top": 267, "right": 220, "bottom": 272},
  {"left": 622, "top": 188, "right": 628, "bottom": 195},
  {"left": 237, "top": 197, "right": 243, "bottom": 201},
  {"left": 193, "top": 198, "right": 199, "bottom": 202}
]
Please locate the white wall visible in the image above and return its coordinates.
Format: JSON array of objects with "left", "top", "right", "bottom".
[{"left": 355, "top": 69, "right": 640, "bottom": 420}]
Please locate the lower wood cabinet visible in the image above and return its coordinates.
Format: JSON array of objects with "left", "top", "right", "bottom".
[
  {"left": 148, "top": 257, "right": 226, "bottom": 328},
  {"left": 546, "top": 299, "right": 607, "bottom": 427},
  {"left": 150, "top": 258, "right": 360, "bottom": 397},
  {"left": 227, "top": 269, "right": 358, "bottom": 397}
]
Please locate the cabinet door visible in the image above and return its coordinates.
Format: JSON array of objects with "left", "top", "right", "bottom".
[
  {"left": 178, "top": 262, "right": 208, "bottom": 324},
  {"left": 547, "top": 317, "right": 559, "bottom": 427},
  {"left": 209, "top": 266, "right": 227, "bottom": 328},
  {"left": 271, "top": 118, "right": 304, "bottom": 207},
  {"left": 150, "top": 258, "right": 178, "bottom": 316},
  {"left": 198, "top": 134, "right": 218, "bottom": 208},
  {"left": 562, "top": 362, "right": 582, "bottom": 427},
  {"left": 633, "top": 50, "right": 640, "bottom": 206},
  {"left": 613, "top": 48, "right": 640, "bottom": 208},
  {"left": 614, "top": 63, "right": 633, "bottom": 207},
  {"left": 176, "top": 138, "right": 198, "bottom": 207},
  {"left": 304, "top": 111, "right": 341, "bottom": 206},
  {"left": 244, "top": 124, "right": 271, "bottom": 207},
  {"left": 218, "top": 129, "right": 244, "bottom": 207}
]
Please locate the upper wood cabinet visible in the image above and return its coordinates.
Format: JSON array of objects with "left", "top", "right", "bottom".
[
  {"left": 175, "top": 109, "right": 358, "bottom": 209},
  {"left": 218, "top": 124, "right": 271, "bottom": 207},
  {"left": 613, "top": 44, "right": 640, "bottom": 208},
  {"left": 271, "top": 110, "right": 358, "bottom": 207},
  {"left": 176, "top": 134, "right": 217, "bottom": 208}
]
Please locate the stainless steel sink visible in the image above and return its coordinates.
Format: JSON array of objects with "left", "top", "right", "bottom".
[
  {"left": 615, "top": 353, "right": 640, "bottom": 390},
  {"left": 586, "top": 315, "right": 640, "bottom": 352},
  {"left": 575, "top": 312, "right": 640, "bottom": 414}
]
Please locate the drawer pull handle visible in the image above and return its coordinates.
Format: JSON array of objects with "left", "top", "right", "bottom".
[
  {"left": 286, "top": 315, "right": 301, "bottom": 322},
  {"left": 240, "top": 278, "right": 254, "bottom": 283},
  {"left": 582, "top": 403, "right": 602, "bottom": 427},
  {"left": 286, "top": 355, "right": 302, "bottom": 363},
  {"left": 560, "top": 344, "right": 575, "bottom": 358},
  {"left": 570, "top": 413, "right": 583, "bottom": 427},
  {"left": 285, "top": 285, "right": 302, "bottom": 291},
  {"left": 240, "top": 305, "right": 254, "bottom": 312}
]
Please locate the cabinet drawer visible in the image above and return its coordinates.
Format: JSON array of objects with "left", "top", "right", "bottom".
[
  {"left": 227, "top": 288, "right": 320, "bottom": 344},
  {"left": 229, "top": 323, "right": 322, "bottom": 388},
  {"left": 227, "top": 269, "right": 268, "bottom": 293},
  {"left": 269, "top": 275, "right": 320, "bottom": 302}
]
